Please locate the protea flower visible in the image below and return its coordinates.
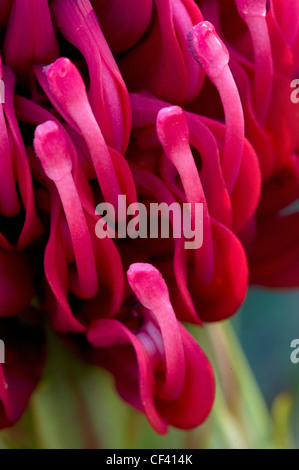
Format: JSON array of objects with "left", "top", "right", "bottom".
[{"left": 0, "top": 0, "right": 298, "bottom": 439}]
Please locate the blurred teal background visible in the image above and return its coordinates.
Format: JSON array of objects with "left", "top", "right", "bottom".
[{"left": 233, "top": 288, "right": 299, "bottom": 446}]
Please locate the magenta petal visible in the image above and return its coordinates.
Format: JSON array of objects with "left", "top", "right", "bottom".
[
  {"left": 188, "top": 21, "right": 245, "bottom": 193},
  {"left": 0, "top": 58, "right": 20, "bottom": 217},
  {"left": 190, "top": 220, "right": 249, "bottom": 322},
  {"left": 88, "top": 263, "right": 214, "bottom": 432},
  {"left": 155, "top": 323, "right": 214, "bottom": 429},
  {"left": 4, "top": 0, "right": 59, "bottom": 75},
  {"left": 34, "top": 120, "right": 99, "bottom": 300},
  {"left": 127, "top": 263, "right": 186, "bottom": 401},
  {"left": 2, "top": 66, "right": 43, "bottom": 248},
  {"left": 43, "top": 191, "right": 86, "bottom": 333},
  {"left": 91, "top": 0, "right": 153, "bottom": 54},
  {"left": 37, "top": 57, "right": 129, "bottom": 210},
  {"left": 156, "top": 106, "right": 215, "bottom": 283},
  {"left": 87, "top": 319, "right": 168, "bottom": 434},
  {"left": 119, "top": 0, "right": 204, "bottom": 104},
  {"left": 50, "top": 0, "right": 131, "bottom": 153},
  {"left": 130, "top": 92, "right": 233, "bottom": 227},
  {"left": 130, "top": 164, "right": 200, "bottom": 324},
  {"left": 235, "top": 0, "right": 273, "bottom": 125},
  {"left": 87, "top": 313, "right": 215, "bottom": 433},
  {"left": 42, "top": 178, "right": 125, "bottom": 333},
  {"left": 229, "top": 58, "right": 275, "bottom": 178}
]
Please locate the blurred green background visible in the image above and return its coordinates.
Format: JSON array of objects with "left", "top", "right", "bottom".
[{"left": 0, "top": 287, "right": 298, "bottom": 449}]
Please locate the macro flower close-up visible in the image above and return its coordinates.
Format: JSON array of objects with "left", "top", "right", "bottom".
[{"left": 0, "top": 0, "right": 299, "bottom": 450}]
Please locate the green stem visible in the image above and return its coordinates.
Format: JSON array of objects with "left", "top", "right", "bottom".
[{"left": 190, "top": 320, "right": 275, "bottom": 449}]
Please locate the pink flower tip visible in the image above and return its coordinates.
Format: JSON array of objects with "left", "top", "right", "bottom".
[
  {"left": 187, "top": 21, "right": 229, "bottom": 79},
  {"left": 34, "top": 121, "right": 72, "bottom": 182},
  {"left": 156, "top": 106, "right": 189, "bottom": 150},
  {"left": 127, "top": 263, "right": 170, "bottom": 310},
  {"left": 44, "top": 57, "right": 86, "bottom": 107}
]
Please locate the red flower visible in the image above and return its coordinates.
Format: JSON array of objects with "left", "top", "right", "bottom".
[{"left": 0, "top": 0, "right": 298, "bottom": 434}]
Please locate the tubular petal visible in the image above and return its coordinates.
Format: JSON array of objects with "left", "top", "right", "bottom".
[
  {"left": 50, "top": 0, "right": 131, "bottom": 153},
  {"left": 188, "top": 21, "right": 245, "bottom": 193},
  {"left": 87, "top": 263, "right": 215, "bottom": 432},
  {"left": 34, "top": 121, "right": 98, "bottom": 300},
  {"left": 235, "top": 0, "right": 273, "bottom": 125},
  {"left": 127, "top": 263, "right": 186, "bottom": 400},
  {"left": 156, "top": 106, "right": 215, "bottom": 283},
  {"left": 40, "top": 58, "right": 126, "bottom": 211},
  {"left": 0, "top": 57, "right": 20, "bottom": 217}
]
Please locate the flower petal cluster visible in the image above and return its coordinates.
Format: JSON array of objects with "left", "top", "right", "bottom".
[{"left": 0, "top": 0, "right": 298, "bottom": 433}]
